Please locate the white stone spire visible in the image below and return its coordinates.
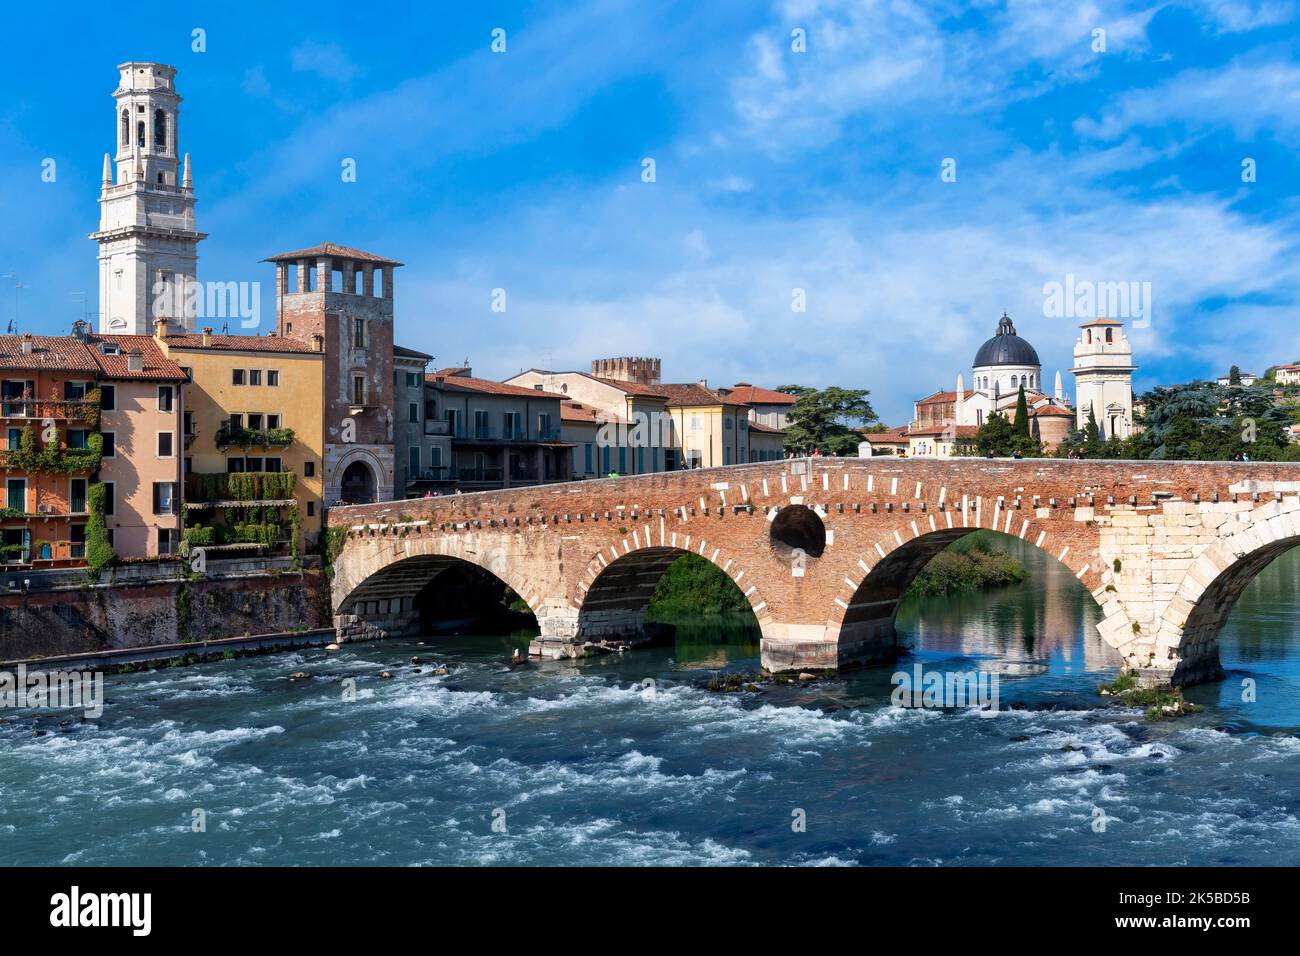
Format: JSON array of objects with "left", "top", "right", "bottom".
[
  {"left": 101, "top": 153, "right": 112, "bottom": 185},
  {"left": 182, "top": 152, "right": 191, "bottom": 189},
  {"left": 956, "top": 373, "right": 964, "bottom": 410},
  {"left": 1054, "top": 370, "right": 1063, "bottom": 402}
]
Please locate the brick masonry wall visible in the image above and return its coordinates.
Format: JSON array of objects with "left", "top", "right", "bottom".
[{"left": 330, "top": 458, "right": 1300, "bottom": 684}]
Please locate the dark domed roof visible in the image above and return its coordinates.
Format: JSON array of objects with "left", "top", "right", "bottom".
[{"left": 973, "top": 313, "right": 1040, "bottom": 368}]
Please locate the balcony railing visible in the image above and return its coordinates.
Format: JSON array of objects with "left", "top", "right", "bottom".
[
  {"left": 0, "top": 399, "right": 99, "bottom": 421},
  {"left": 451, "top": 426, "right": 565, "bottom": 442},
  {"left": 424, "top": 419, "right": 452, "bottom": 436},
  {"left": 214, "top": 424, "right": 295, "bottom": 448}
]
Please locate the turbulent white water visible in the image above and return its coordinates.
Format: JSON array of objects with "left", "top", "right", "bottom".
[{"left": 2, "top": 544, "right": 1299, "bottom": 866}]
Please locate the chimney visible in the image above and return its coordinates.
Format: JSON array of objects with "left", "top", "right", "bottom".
[
  {"left": 698, "top": 377, "right": 708, "bottom": 388},
  {"left": 154, "top": 317, "right": 168, "bottom": 340},
  {"left": 311, "top": 333, "right": 324, "bottom": 352},
  {"left": 201, "top": 326, "right": 213, "bottom": 347},
  {"left": 20, "top": 333, "right": 33, "bottom": 355},
  {"left": 127, "top": 351, "right": 143, "bottom": 372},
  {"left": 71, "top": 320, "right": 87, "bottom": 341}
]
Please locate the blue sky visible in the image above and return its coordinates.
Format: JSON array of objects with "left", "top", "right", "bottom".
[{"left": 1, "top": 0, "right": 1297, "bottom": 425}]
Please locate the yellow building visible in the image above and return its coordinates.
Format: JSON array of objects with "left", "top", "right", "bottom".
[{"left": 154, "top": 325, "right": 325, "bottom": 554}]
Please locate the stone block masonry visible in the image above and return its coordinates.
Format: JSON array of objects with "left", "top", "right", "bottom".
[
  {"left": 0, "top": 570, "right": 329, "bottom": 661},
  {"left": 329, "top": 458, "right": 1300, "bottom": 686}
]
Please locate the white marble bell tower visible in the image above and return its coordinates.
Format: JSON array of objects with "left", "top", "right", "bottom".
[{"left": 90, "top": 62, "right": 205, "bottom": 333}]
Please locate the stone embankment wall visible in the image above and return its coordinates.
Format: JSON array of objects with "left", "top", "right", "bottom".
[{"left": 0, "top": 567, "right": 329, "bottom": 661}]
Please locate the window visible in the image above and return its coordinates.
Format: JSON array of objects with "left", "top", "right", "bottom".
[
  {"left": 474, "top": 409, "right": 490, "bottom": 438},
  {"left": 264, "top": 457, "right": 282, "bottom": 473},
  {"left": 637, "top": 446, "right": 645, "bottom": 473},
  {"left": 157, "top": 432, "right": 174, "bottom": 458},
  {"left": 602, "top": 446, "right": 611, "bottom": 472},
  {"left": 652, "top": 447, "right": 659, "bottom": 471},
  {"left": 101, "top": 432, "right": 116, "bottom": 458},
  {"left": 1105, "top": 328, "right": 1113, "bottom": 343},
  {"left": 183, "top": 410, "right": 194, "bottom": 440},
  {"left": 249, "top": 369, "right": 262, "bottom": 386},
  {"left": 157, "top": 385, "right": 173, "bottom": 412},
  {"left": 6, "top": 479, "right": 25, "bottom": 512},
  {"left": 409, "top": 446, "right": 420, "bottom": 477},
  {"left": 154, "top": 108, "right": 166, "bottom": 150},
  {"left": 267, "top": 414, "right": 281, "bottom": 429},
  {"left": 618, "top": 447, "right": 626, "bottom": 473},
  {"left": 304, "top": 461, "right": 315, "bottom": 477},
  {"left": 430, "top": 446, "right": 442, "bottom": 468},
  {"left": 352, "top": 376, "right": 366, "bottom": 405},
  {"left": 67, "top": 429, "right": 89, "bottom": 450},
  {"left": 226, "top": 458, "right": 246, "bottom": 473},
  {"left": 406, "top": 372, "right": 420, "bottom": 388},
  {"left": 102, "top": 482, "right": 115, "bottom": 516},
  {"left": 158, "top": 528, "right": 176, "bottom": 556},
  {"left": 306, "top": 501, "right": 315, "bottom": 517},
  {"left": 409, "top": 402, "right": 419, "bottom": 423},
  {"left": 64, "top": 381, "right": 89, "bottom": 400},
  {"left": 100, "top": 385, "right": 116, "bottom": 410},
  {"left": 584, "top": 443, "right": 593, "bottom": 473},
  {"left": 504, "top": 411, "right": 519, "bottom": 438},
  {"left": 267, "top": 370, "right": 279, "bottom": 387},
  {"left": 180, "top": 366, "right": 192, "bottom": 381},
  {"left": 245, "top": 457, "right": 264, "bottom": 472},
  {"left": 724, "top": 447, "right": 731, "bottom": 465},
  {"left": 247, "top": 414, "right": 264, "bottom": 430},
  {"left": 100, "top": 341, "right": 120, "bottom": 356},
  {"left": 725, "top": 416, "right": 733, "bottom": 430},
  {"left": 70, "top": 524, "right": 85, "bottom": 560},
  {"left": 6, "top": 428, "right": 19, "bottom": 450},
  {"left": 354, "top": 318, "right": 367, "bottom": 347},
  {"left": 232, "top": 369, "right": 246, "bottom": 386},
  {"left": 538, "top": 413, "right": 552, "bottom": 438},
  {"left": 152, "top": 482, "right": 176, "bottom": 515}
]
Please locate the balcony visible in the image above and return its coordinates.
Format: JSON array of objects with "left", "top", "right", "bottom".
[
  {"left": 423, "top": 419, "right": 452, "bottom": 437},
  {"left": 214, "top": 423, "right": 295, "bottom": 449},
  {"left": 0, "top": 399, "right": 99, "bottom": 422},
  {"left": 451, "top": 426, "right": 566, "bottom": 443}
]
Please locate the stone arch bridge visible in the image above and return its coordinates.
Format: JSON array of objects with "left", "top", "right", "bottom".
[{"left": 327, "top": 458, "right": 1300, "bottom": 686}]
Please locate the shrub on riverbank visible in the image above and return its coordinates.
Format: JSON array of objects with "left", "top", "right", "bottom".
[
  {"left": 906, "top": 536, "right": 1028, "bottom": 597},
  {"left": 647, "top": 553, "right": 751, "bottom": 621}
]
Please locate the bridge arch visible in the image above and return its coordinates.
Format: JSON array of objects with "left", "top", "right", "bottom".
[
  {"left": 576, "top": 539, "right": 771, "bottom": 645},
  {"left": 1163, "top": 501, "right": 1300, "bottom": 684},
  {"left": 332, "top": 530, "right": 550, "bottom": 642},
  {"left": 828, "top": 518, "right": 1120, "bottom": 669}
]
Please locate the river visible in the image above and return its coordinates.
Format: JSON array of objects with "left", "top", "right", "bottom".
[{"left": 2, "top": 541, "right": 1299, "bottom": 866}]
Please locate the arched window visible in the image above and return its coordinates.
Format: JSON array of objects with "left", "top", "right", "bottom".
[
  {"left": 154, "top": 109, "right": 166, "bottom": 150},
  {"left": 1105, "top": 328, "right": 1113, "bottom": 343},
  {"left": 1029, "top": 374, "right": 1035, "bottom": 389},
  {"left": 1086, "top": 329, "right": 1092, "bottom": 343},
  {"left": 120, "top": 109, "right": 129, "bottom": 150},
  {"left": 137, "top": 121, "right": 145, "bottom": 149}
]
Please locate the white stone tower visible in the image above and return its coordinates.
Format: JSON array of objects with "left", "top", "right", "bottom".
[
  {"left": 1071, "top": 317, "right": 1136, "bottom": 439},
  {"left": 90, "top": 62, "right": 205, "bottom": 334}
]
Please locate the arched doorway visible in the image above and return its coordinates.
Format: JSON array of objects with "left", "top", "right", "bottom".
[{"left": 340, "top": 460, "right": 377, "bottom": 504}]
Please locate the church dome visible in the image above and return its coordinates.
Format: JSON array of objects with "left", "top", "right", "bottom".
[{"left": 973, "top": 313, "right": 1040, "bottom": 368}]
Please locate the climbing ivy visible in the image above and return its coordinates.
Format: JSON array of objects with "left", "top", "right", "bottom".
[{"left": 85, "top": 482, "right": 115, "bottom": 574}]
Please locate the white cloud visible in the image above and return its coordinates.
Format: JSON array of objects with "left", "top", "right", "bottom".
[{"left": 290, "top": 39, "right": 361, "bottom": 82}]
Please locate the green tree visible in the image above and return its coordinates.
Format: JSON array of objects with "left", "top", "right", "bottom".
[
  {"left": 85, "top": 482, "right": 115, "bottom": 574},
  {"left": 1012, "top": 385, "right": 1030, "bottom": 438},
  {"left": 778, "top": 385, "right": 878, "bottom": 456},
  {"left": 1228, "top": 365, "right": 1242, "bottom": 386}
]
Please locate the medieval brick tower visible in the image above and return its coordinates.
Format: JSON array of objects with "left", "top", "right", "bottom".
[
  {"left": 91, "top": 62, "right": 205, "bottom": 334},
  {"left": 266, "top": 243, "right": 399, "bottom": 504}
]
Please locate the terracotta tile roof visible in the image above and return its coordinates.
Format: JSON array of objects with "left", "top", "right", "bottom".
[
  {"left": 747, "top": 420, "right": 785, "bottom": 434},
  {"left": 589, "top": 376, "right": 669, "bottom": 399},
  {"left": 903, "top": 424, "right": 979, "bottom": 439},
  {"left": 0, "top": 335, "right": 100, "bottom": 373},
  {"left": 87, "top": 334, "right": 187, "bottom": 381},
  {"left": 164, "top": 332, "right": 319, "bottom": 353},
  {"left": 863, "top": 426, "right": 911, "bottom": 441},
  {"left": 428, "top": 368, "right": 566, "bottom": 399},
  {"left": 262, "top": 242, "right": 403, "bottom": 266},
  {"left": 560, "top": 400, "right": 627, "bottom": 424},
  {"left": 1078, "top": 317, "right": 1123, "bottom": 326},
  {"left": 394, "top": 344, "right": 433, "bottom": 360},
  {"left": 916, "top": 390, "right": 957, "bottom": 405},
  {"left": 1030, "top": 403, "right": 1074, "bottom": 417},
  {"left": 659, "top": 383, "right": 749, "bottom": 408},
  {"left": 727, "top": 383, "right": 797, "bottom": 406}
]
